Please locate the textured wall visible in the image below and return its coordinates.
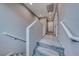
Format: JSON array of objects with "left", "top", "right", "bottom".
[
  {"left": 26, "top": 19, "right": 43, "bottom": 56},
  {"left": 58, "top": 3, "right": 79, "bottom": 56},
  {"left": 40, "top": 18, "right": 47, "bottom": 36},
  {"left": 0, "top": 4, "right": 35, "bottom": 55}
]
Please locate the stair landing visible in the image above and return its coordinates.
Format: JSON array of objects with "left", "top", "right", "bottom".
[{"left": 39, "top": 34, "right": 62, "bottom": 48}]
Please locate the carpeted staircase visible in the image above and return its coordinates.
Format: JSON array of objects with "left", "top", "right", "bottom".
[{"left": 33, "top": 35, "right": 64, "bottom": 56}]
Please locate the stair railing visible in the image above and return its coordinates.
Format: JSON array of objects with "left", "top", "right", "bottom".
[
  {"left": 60, "top": 20, "right": 79, "bottom": 42},
  {"left": 2, "top": 32, "right": 26, "bottom": 42}
]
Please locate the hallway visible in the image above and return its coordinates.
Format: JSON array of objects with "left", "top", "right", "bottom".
[
  {"left": 32, "top": 3, "right": 62, "bottom": 55},
  {"left": 0, "top": 3, "right": 79, "bottom": 56}
]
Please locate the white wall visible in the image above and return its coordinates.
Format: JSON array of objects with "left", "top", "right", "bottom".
[
  {"left": 63, "top": 4, "right": 79, "bottom": 37},
  {"left": 40, "top": 18, "right": 47, "bottom": 36},
  {"left": 58, "top": 22, "right": 74, "bottom": 55},
  {"left": 48, "top": 22, "right": 53, "bottom": 32},
  {"left": 26, "top": 19, "right": 43, "bottom": 56},
  {"left": 58, "top": 3, "right": 79, "bottom": 56},
  {"left": 0, "top": 4, "right": 35, "bottom": 55}
]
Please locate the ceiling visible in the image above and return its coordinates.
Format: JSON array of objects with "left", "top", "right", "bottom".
[{"left": 24, "top": 3, "right": 53, "bottom": 17}]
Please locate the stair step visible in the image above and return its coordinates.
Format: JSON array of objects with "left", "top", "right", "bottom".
[
  {"left": 33, "top": 35, "right": 64, "bottom": 56},
  {"left": 35, "top": 46, "right": 59, "bottom": 56},
  {"left": 37, "top": 40, "right": 64, "bottom": 54},
  {"left": 39, "top": 36, "right": 62, "bottom": 48},
  {"left": 10, "top": 52, "right": 26, "bottom": 56}
]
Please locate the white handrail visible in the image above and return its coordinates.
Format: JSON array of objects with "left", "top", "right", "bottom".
[
  {"left": 2, "top": 32, "right": 26, "bottom": 42},
  {"left": 60, "top": 20, "right": 79, "bottom": 42},
  {"left": 6, "top": 52, "right": 23, "bottom": 56},
  {"left": 6, "top": 52, "right": 15, "bottom": 56}
]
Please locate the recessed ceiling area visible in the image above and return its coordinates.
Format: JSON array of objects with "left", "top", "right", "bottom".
[{"left": 24, "top": 3, "right": 54, "bottom": 18}]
